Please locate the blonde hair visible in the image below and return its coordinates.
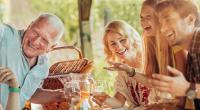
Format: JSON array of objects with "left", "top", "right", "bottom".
[{"left": 103, "top": 20, "right": 143, "bottom": 64}]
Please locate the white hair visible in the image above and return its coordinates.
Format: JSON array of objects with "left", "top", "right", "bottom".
[{"left": 37, "top": 13, "right": 65, "bottom": 42}]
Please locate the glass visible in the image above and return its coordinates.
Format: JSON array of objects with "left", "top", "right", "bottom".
[
  {"left": 61, "top": 80, "right": 81, "bottom": 109},
  {"left": 91, "top": 80, "right": 108, "bottom": 108},
  {"left": 80, "top": 81, "right": 91, "bottom": 100},
  {"left": 147, "top": 73, "right": 178, "bottom": 109},
  {"left": 41, "top": 74, "right": 93, "bottom": 109}
]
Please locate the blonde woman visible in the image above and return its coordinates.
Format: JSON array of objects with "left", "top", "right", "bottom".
[{"left": 93, "top": 20, "right": 151, "bottom": 109}]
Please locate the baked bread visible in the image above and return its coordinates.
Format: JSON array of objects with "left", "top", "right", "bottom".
[
  {"left": 42, "top": 101, "right": 70, "bottom": 110},
  {"left": 49, "top": 58, "right": 93, "bottom": 75},
  {"left": 42, "top": 59, "right": 93, "bottom": 89},
  {"left": 42, "top": 78, "right": 64, "bottom": 90}
]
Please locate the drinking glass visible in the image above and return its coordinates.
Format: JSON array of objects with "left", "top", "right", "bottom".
[
  {"left": 91, "top": 80, "right": 108, "bottom": 108},
  {"left": 62, "top": 81, "right": 81, "bottom": 109},
  {"left": 80, "top": 81, "right": 91, "bottom": 100}
]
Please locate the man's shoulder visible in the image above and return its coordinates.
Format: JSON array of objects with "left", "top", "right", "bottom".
[
  {"left": 195, "top": 28, "right": 200, "bottom": 36},
  {"left": 0, "top": 24, "right": 21, "bottom": 38},
  {"left": 191, "top": 28, "right": 200, "bottom": 53},
  {"left": 0, "top": 24, "right": 16, "bottom": 33}
]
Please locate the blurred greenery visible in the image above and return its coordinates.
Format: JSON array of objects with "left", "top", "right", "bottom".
[
  {"left": 0, "top": 0, "right": 199, "bottom": 95},
  {"left": 0, "top": 0, "right": 6, "bottom": 22},
  {"left": 27, "top": 0, "right": 143, "bottom": 95},
  {"left": 28, "top": 0, "right": 143, "bottom": 42},
  {"left": 28, "top": 0, "right": 200, "bottom": 95},
  {"left": 92, "top": 0, "right": 142, "bottom": 33},
  {"left": 29, "top": 0, "right": 79, "bottom": 44}
]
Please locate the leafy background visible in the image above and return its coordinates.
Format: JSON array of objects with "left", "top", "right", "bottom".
[{"left": 0, "top": 0, "right": 199, "bottom": 95}]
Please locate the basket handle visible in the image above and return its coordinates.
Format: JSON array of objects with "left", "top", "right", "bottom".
[{"left": 49, "top": 46, "right": 83, "bottom": 59}]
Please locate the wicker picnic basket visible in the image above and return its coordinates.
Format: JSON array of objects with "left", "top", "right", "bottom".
[
  {"left": 42, "top": 45, "right": 93, "bottom": 89},
  {"left": 42, "top": 46, "right": 93, "bottom": 110}
]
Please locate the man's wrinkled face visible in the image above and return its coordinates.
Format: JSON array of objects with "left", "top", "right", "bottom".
[
  {"left": 158, "top": 6, "right": 192, "bottom": 46},
  {"left": 141, "top": 5, "right": 157, "bottom": 37},
  {"left": 22, "top": 19, "right": 59, "bottom": 58}
]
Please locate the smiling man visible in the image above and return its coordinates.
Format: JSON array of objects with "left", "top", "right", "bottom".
[
  {"left": 0, "top": 13, "right": 65, "bottom": 109},
  {"left": 149, "top": 0, "right": 200, "bottom": 109}
]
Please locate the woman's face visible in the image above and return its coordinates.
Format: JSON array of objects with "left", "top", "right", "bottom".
[
  {"left": 140, "top": 4, "right": 157, "bottom": 37},
  {"left": 106, "top": 31, "right": 132, "bottom": 60}
]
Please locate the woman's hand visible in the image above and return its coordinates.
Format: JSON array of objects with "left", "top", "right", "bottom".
[
  {"left": 104, "top": 61, "right": 136, "bottom": 77},
  {"left": 0, "top": 67, "right": 19, "bottom": 88},
  {"left": 92, "top": 92, "right": 110, "bottom": 106},
  {"left": 104, "top": 61, "right": 132, "bottom": 73}
]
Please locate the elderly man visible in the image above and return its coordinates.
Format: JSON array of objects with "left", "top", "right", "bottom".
[
  {"left": 149, "top": 0, "right": 200, "bottom": 109},
  {"left": 0, "top": 13, "right": 65, "bottom": 109}
]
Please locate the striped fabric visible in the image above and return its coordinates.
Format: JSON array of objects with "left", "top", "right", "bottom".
[{"left": 186, "top": 28, "right": 200, "bottom": 109}]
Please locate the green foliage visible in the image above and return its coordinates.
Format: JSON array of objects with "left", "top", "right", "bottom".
[
  {"left": 1, "top": 0, "right": 199, "bottom": 96},
  {"left": 29, "top": 0, "right": 143, "bottom": 42},
  {"left": 197, "top": 0, "right": 200, "bottom": 8},
  {"left": 92, "top": 0, "right": 142, "bottom": 34},
  {"left": 25, "top": 0, "right": 200, "bottom": 96},
  {"left": 92, "top": 57, "right": 117, "bottom": 95},
  {"left": 0, "top": 0, "right": 6, "bottom": 22},
  {"left": 29, "top": 0, "right": 79, "bottom": 43},
  {"left": 28, "top": 0, "right": 143, "bottom": 95}
]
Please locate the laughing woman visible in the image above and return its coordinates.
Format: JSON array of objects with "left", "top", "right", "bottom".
[{"left": 94, "top": 20, "right": 151, "bottom": 109}]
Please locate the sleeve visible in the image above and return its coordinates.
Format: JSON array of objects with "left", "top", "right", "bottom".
[
  {"left": 114, "top": 72, "right": 127, "bottom": 94},
  {"left": 114, "top": 71, "right": 131, "bottom": 101},
  {"left": 0, "top": 24, "right": 7, "bottom": 43},
  {"left": 19, "top": 55, "right": 49, "bottom": 108}
]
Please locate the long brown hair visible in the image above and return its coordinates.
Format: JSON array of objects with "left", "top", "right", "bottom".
[{"left": 142, "top": 0, "right": 172, "bottom": 75}]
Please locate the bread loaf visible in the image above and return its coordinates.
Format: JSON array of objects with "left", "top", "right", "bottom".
[{"left": 49, "top": 59, "right": 91, "bottom": 75}]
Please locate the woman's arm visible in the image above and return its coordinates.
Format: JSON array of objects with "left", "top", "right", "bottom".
[
  {"left": 174, "top": 50, "right": 187, "bottom": 108},
  {"left": 92, "top": 92, "right": 125, "bottom": 108},
  {"left": 111, "top": 92, "right": 126, "bottom": 107},
  {"left": 0, "top": 67, "right": 20, "bottom": 110},
  {"left": 7, "top": 80, "right": 20, "bottom": 110},
  {"left": 133, "top": 73, "right": 151, "bottom": 87},
  {"left": 105, "top": 61, "right": 151, "bottom": 87}
]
